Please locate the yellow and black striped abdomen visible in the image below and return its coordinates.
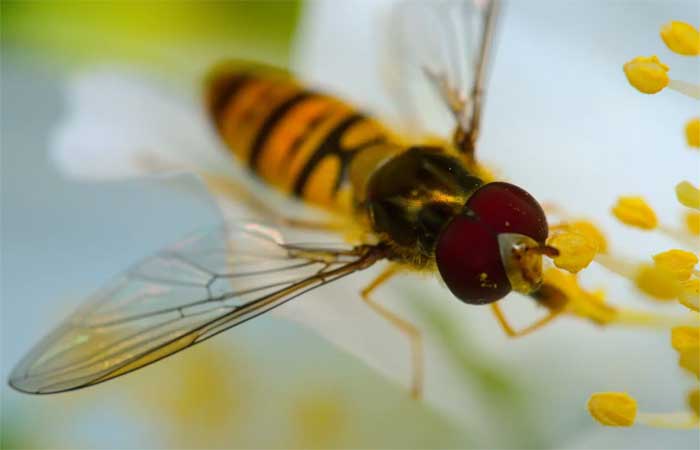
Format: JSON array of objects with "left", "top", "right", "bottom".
[{"left": 207, "top": 65, "right": 395, "bottom": 211}]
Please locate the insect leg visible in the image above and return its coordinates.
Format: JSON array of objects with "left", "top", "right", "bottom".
[
  {"left": 490, "top": 302, "right": 562, "bottom": 338},
  {"left": 360, "top": 265, "right": 424, "bottom": 399}
]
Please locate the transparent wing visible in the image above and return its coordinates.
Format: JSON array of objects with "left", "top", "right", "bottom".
[
  {"left": 384, "top": 0, "right": 499, "bottom": 151},
  {"left": 9, "top": 221, "right": 382, "bottom": 394}
]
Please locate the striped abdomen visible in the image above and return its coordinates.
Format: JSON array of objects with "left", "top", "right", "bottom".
[{"left": 207, "top": 66, "right": 395, "bottom": 211}]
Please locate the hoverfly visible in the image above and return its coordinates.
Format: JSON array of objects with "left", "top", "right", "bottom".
[{"left": 9, "top": 0, "right": 560, "bottom": 398}]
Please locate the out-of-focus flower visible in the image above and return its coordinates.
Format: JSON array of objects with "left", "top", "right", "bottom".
[
  {"left": 134, "top": 343, "right": 249, "bottom": 448},
  {"left": 35, "top": 1, "right": 700, "bottom": 447},
  {"left": 292, "top": 390, "right": 347, "bottom": 448},
  {"left": 586, "top": 15, "right": 700, "bottom": 431}
]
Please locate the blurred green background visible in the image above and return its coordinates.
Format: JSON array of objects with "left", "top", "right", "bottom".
[{"left": 2, "top": 1, "right": 299, "bottom": 79}]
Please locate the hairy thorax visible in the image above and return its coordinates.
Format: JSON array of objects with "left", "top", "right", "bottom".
[{"left": 359, "top": 146, "right": 485, "bottom": 267}]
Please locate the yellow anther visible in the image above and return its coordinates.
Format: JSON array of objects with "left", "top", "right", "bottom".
[
  {"left": 660, "top": 21, "right": 700, "bottom": 56},
  {"left": 548, "top": 231, "right": 597, "bottom": 273},
  {"left": 685, "top": 211, "right": 700, "bottom": 236},
  {"left": 635, "top": 264, "right": 682, "bottom": 300},
  {"left": 679, "top": 349, "right": 700, "bottom": 379},
  {"left": 675, "top": 181, "right": 700, "bottom": 210},
  {"left": 569, "top": 220, "right": 608, "bottom": 253},
  {"left": 543, "top": 268, "right": 617, "bottom": 324},
  {"left": 679, "top": 279, "right": 700, "bottom": 311},
  {"left": 588, "top": 392, "right": 637, "bottom": 427},
  {"left": 686, "top": 118, "right": 700, "bottom": 149},
  {"left": 689, "top": 389, "right": 699, "bottom": 418},
  {"left": 653, "top": 250, "right": 698, "bottom": 281},
  {"left": 623, "top": 56, "right": 670, "bottom": 94},
  {"left": 612, "top": 196, "right": 658, "bottom": 229},
  {"left": 671, "top": 326, "right": 700, "bottom": 352}
]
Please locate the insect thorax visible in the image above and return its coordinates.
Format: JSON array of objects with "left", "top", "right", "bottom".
[{"left": 363, "top": 146, "right": 484, "bottom": 266}]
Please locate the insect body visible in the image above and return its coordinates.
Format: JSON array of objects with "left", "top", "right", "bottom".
[
  {"left": 207, "top": 67, "right": 549, "bottom": 304},
  {"left": 207, "top": 67, "right": 393, "bottom": 210},
  {"left": 9, "top": 0, "right": 558, "bottom": 397}
]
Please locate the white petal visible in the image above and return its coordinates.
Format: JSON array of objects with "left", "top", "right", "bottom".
[
  {"left": 286, "top": 1, "right": 700, "bottom": 445},
  {"left": 40, "top": 2, "right": 699, "bottom": 446},
  {"left": 292, "top": 0, "right": 400, "bottom": 125},
  {"left": 292, "top": 0, "right": 456, "bottom": 137},
  {"left": 50, "top": 69, "right": 232, "bottom": 180},
  {"left": 271, "top": 274, "right": 504, "bottom": 443}
]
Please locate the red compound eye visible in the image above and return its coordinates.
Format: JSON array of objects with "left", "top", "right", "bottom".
[
  {"left": 435, "top": 215, "right": 511, "bottom": 304},
  {"left": 465, "top": 182, "right": 548, "bottom": 243},
  {"left": 435, "top": 182, "right": 548, "bottom": 305}
]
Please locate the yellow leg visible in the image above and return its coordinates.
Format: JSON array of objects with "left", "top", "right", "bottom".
[
  {"left": 490, "top": 303, "right": 561, "bottom": 338},
  {"left": 361, "top": 265, "right": 424, "bottom": 399}
]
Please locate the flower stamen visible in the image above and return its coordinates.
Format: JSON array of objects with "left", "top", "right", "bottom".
[
  {"left": 612, "top": 196, "right": 658, "bottom": 229},
  {"left": 598, "top": 15, "right": 700, "bottom": 432},
  {"left": 623, "top": 56, "right": 669, "bottom": 94},
  {"left": 636, "top": 412, "right": 700, "bottom": 429},
  {"left": 541, "top": 268, "right": 695, "bottom": 328},
  {"left": 635, "top": 264, "right": 682, "bottom": 300},
  {"left": 588, "top": 392, "right": 700, "bottom": 429},
  {"left": 653, "top": 250, "right": 698, "bottom": 281},
  {"left": 547, "top": 231, "right": 597, "bottom": 273},
  {"left": 685, "top": 212, "right": 700, "bottom": 236},
  {"left": 668, "top": 80, "right": 700, "bottom": 100},
  {"left": 588, "top": 392, "right": 637, "bottom": 427},
  {"left": 658, "top": 222, "right": 700, "bottom": 249},
  {"left": 671, "top": 326, "right": 699, "bottom": 352},
  {"left": 679, "top": 279, "right": 700, "bottom": 311},
  {"left": 675, "top": 181, "right": 700, "bottom": 210},
  {"left": 660, "top": 21, "right": 700, "bottom": 56},
  {"left": 686, "top": 118, "right": 700, "bottom": 149}
]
